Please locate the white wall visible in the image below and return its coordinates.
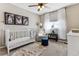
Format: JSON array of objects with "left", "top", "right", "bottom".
[
  {"left": 42, "top": 8, "right": 67, "bottom": 39},
  {"left": 57, "top": 8, "right": 67, "bottom": 39},
  {"left": 44, "top": 13, "right": 52, "bottom": 33},
  {"left": 0, "top": 3, "right": 40, "bottom": 47}
]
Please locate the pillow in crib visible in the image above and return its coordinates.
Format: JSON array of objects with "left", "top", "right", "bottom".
[{"left": 9, "top": 32, "right": 15, "bottom": 41}]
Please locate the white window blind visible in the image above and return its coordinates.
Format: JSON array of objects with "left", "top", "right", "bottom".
[{"left": 49, "top": 11, "right": 57, "bottom": 22}]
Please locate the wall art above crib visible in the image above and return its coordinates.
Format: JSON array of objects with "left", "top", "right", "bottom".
[{"left": 4, "top": 12, "right": 29, "bottom": 26}]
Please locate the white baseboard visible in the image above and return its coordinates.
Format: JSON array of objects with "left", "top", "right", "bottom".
[{"left": 0, "top": 46, "right": 6, "bottom": 48}]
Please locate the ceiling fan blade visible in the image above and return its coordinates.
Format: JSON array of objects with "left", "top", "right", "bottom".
[
  {"left": 43, "top": 3, "right": 47, "bottom": 5},
  {"left": 28, "top": 5, "right": 38, "bottom": 7},
  {"left": 44, "top": 6, "right": 50, "bottom": 8}
]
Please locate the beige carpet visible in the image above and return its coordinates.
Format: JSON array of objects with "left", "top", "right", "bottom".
[
  {"left": 12, "top": 42, "right": 47, "bottom": 56},
  {"left": 41, "top": 40, "right": 67, "bottom": 56},
  {"left": 0, "top": 48, "right": 7, "bottom": 56},
  {"left": 0, "top": 40, "right": 67, "bottom": 56}
]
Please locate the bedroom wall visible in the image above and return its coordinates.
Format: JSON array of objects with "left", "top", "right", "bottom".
[
  {"left": 66, "top": 4, "right": 79, "bottom": 32},
  {"left": 40, "top": 4, "right": 79, "bottom": 40},
  {"left": 41, "top": 8, "right": 67, "bottom": 40},
  {"left": 40, "top": 4, "right": 79, "bottom": 39},
  {"left": 0, "top": 3, "right": 40, "bottom": 47}
]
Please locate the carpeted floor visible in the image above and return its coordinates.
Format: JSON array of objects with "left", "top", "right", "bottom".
[
  {"left": 12, "top": 42, "right": 47, "bottom": 56},
  {"left": 0, "top": 40, "right": 67, "bottom": 56},
  {"left": 41, "top": 40, "right": 67, "bottom": 56}
]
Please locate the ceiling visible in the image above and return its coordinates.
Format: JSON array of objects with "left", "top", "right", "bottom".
[{"left": 12, "top": 3, "right": 76, "bottom": 15}]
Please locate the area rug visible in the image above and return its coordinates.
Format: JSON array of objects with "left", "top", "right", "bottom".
[{"left": 11, "top": 43, "right": 47, "bottom": 56}]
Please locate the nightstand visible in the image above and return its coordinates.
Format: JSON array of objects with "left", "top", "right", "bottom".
[{"left": 48, "top": 33, "right": 58, "bottom": 42}]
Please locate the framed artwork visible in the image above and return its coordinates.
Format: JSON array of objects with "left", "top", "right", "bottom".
[
  {"left": 4, "top": 12, "right": 14, "bottom": 25},
  {"left": 4, "top": 12, "right": 29, "bottom": 25},
  {"left": 22, "top": 16, "right": 29, "bottom": 25},
  {"left": 14, "top": 15, "right": 22, "bottom": 25}
]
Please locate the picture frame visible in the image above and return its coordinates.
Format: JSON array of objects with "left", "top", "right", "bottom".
[
  {"left": 4, "top": 12, "right": 29, "bottom": 26},
  {"left": 4, "top": 12, "right": 15, "bottom": 25},
  {"left": 14, "top": 15, "right": 22, "bottom": 25},
  {"left": 22, "top": 16, "right": 29, "bottom": 25}
]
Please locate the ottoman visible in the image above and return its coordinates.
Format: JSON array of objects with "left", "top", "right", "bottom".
[{"left": 41, "top": 36, "right": 48, "bottom": 46}]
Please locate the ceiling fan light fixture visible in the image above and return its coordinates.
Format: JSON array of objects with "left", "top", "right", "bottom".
[
  {"left": 41, "top": 5, "right": 44, "bottom": 8},
  {"left": 28, "top": 3, "right": 46, "bottom": 11},
  {"left": 37, "top": 5, "right": 44, "bottom": 9},
  {"left": 40, "top": 8, "right": 43, "bottom": 10},
  {"left": 38, "top": 5, "right": 41, "bottom": 9},
  {"left": 38, "top": 8, "right": 42, "bottom": 11},
  {"left": 37, "top": 6, "right": 44, "bottom": 11}
]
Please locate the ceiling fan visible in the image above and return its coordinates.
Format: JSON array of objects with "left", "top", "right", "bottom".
[{"left": 28, "top": 3, "right": 47, "bottom": 11}]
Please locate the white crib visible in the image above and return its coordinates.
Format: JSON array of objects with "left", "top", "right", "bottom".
[{"left": 5, "top": 29, "right": 36, "bottom": 54}]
